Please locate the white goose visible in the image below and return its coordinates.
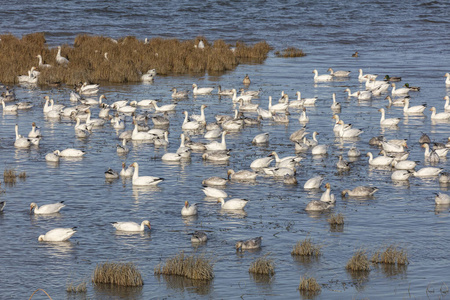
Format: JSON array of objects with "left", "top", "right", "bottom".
[
  {"left": 381, "top": 141, "right": 407, "bottom": 153},
  {"left": 181, "top": 201, "right": 198, "bottom": 216},
  {"left": 86, "top": 109, "right": 105, "bottom": 127},
  {"left": 202, "top": 176, "right": 228, "bottom": 187},
  {"left": 120, "top": 162, "right": 134, "bottom": 177},
  {"left": 403, "top": 98, "right": 426, "bottom": 114},
  {"left": 82, "top": 94, "right": 106, "bottom": 106},
  {"left": 268, "top": 95, "right": 288, "bottom": 112},
  {"left": 366, "top": 152, "right": 394, "bottom": 167},
  {"left": 413, "top": 167, "right": 443, "bottom": 177},
  {"left": 112, "top": 220, "right": 151, "bottom": 232},
  {"left": 231, "top": 89, "right": 252, "bottom": 103},
  {"left": 250, "top": 154, "right": 274, "bottom": 169},
  {"left": 338, "top": 120, "right": 363, "bottom": 138},
  {"left": 217, "top": 198, "right": 249, "bottom": 210},
  {"left": 298, "top": 108, "right": 309, "bottom": 123},
  {"left": 312, "top": 69, "right": 333, "bottom": 82},
  {"left": 341, "top": 186, "right": 378, "bottom": 197},
  {"left": 386, "top": 95, "right": 407, "bottom": 106},
  {"left": 252, "top": 132, "right": 269, "bottom": 144},
  {"left": 56, "top": 46, "right": 69, "bottom": 65},
  {"left": 59, "top": 149, "right": 85, "bottom": 157},
  {"left": 205, "top": 131, "right": 227, "bottom": 151},
  {"left": 182, "top": 111, "right": 202, "bottom": 131},
  {"left": 357, "top": 90, "right": 372, "bottom": 101},
  {"left": 320, "top": 183, "right": 336, "bottom": 203},
  {"left": 151, "top": 100, "right": 177, "bottom": 112},
  {"left": 202, "top": 187, "right": 228, "bottom": 198},
  {"left": 358, "top": 69, "right": 377, "bottom": 82},
  {"left": 130, "top": 162, "right": 164, "bottom": 186},
  {"left": 14, "top": 124, "right": 31, "bottom": 148},
  {"left": 30, "top": 201, "right": 65, "bottom": 214},
  {"left": 36, "top": 54, "right": 52, "bottom": 68},
  {"left": 131, "top": 122, "right": 154, "bottom": 141},
  {"left": 328, "top": 68, "right": 350, "bottom": 77},
  {"left": 378, "top": 108, "right": 400, "bottom": 126},
  {"left": 430, "top": 107, "right": 450, "bottom": 120},
  {"left": 391, "top": 170, "right": 413, "bottom": 181},
  {"left": 422, "top": 143, "right": 449, "bottom": 158},
  {"left": 1, "top": 99, "right": 18, "bottom": 112},
  {"left": 445, "top": 73, "right": 450, "bottom": 85},
  {"left": 38, "top": 228, "right": 76, "bottom": 242},
  {"left": 332, "top": 115, "right": 351, "bottom": 133},
  {"left": 344, "top": 88, "right": 359, "bottom": 97},
  {"left": 45, "top": 150, "right": 60, "bottom": 162},
  {"left": 227, "top": 169, "right": 258, "bottom": 181},
  {"left": 444, "top": 96, "right": 450, "bottom": 112},
  {"left": 295, "top": 91, "right": 318, "bottom": 106},
  {"left": 435, "top": 193, "right": 450, "bottom": 205},
  {"left": 304, "top": 175, "right": 324, "bottom": 189},
  {"left": 331, "top": 93, "right": 341, "bottom": 111},
  {"left": 28, "top": 122, "right": 41, "bottom": 138},
  {"left": 192, "top": 83, "right": 214, "bottom": 95},
  {"left": 190, "top": 104, "right": 207, "bottom": 123},
  {"left": 391, "top": 83, "right": 410, "bottom": 96}
]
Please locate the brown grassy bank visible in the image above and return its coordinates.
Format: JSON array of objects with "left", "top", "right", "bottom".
[{"left": 0, "top": 33, "right": 271, "bottom": 85}]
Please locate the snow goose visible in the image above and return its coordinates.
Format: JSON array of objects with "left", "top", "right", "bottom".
[
  {"left": 344, "top": 88, "right": 359, "bottom": 97},
  {"left": 1, "top": 99, "right": 18, "bottom": 112},
  {"left": 161, "top": 152, "right": 183, "bottom": 162},
  {"left": 59, "top": 148, "right": 85, "bottom": 157},
  {"left": 152, "top": 113, "right": 170, "bottom": 127},
  {"left": 443, "top": 96, "right": 450, "bottom": 112},
  {"left": 341, "top": 186, "right": 378, "bottom": 197},
  {"left": 305, "top": 200, "right": 332, "bottom": 211},
  {"left": 202, "top": 176, "right": 228, "bottom": 187},
  {"left": 358, "top": 69, "right": 377, "bottom": 82},
  {"left": 56, "top": 46, "right": 69, "bottom": 65},
  {"left": 252, "top": 132, "right": 269, "bottom": 144},
  {"left": 378, "top": 108, "right": 400, "bottom": 126},
  {"left": 30, "top": 201, "right": 65, "bottom": 214},
  {"left": 75, "top": 117, "right": 93, "bottom": 132},
  {"left": 141, "top": 70, "right": 155, "bottom": 82},
  {"left": 182, "top": 111, "right": 202, "bottom": 131},
  {"left": 192, "top": 83, "right": 214, "bottom": 95},
  {"left": 203, "top": 187, "right": 228, "bottom": 198},
  {"left": 222, "top": 116, "right": 244, "bottom": 131},
  {"left": 217, "top": 198, "right": 249, "bottom": 210},
  {"left": 328, "top": 68, "right": 351, "bottom": 77},
  {"left": 320, "top": 183, "right": 336, "bottom": 203},
  {"left": 120, "top": 162, "right": 134, "bottom": 177},
  {"left": 311, "top": 143, "right": 328, "bottom": 155},
  {"left": 190, "top": 104, "right": 207, "bottom": 123},
  {"left": 348, "top": 146, "right": 361, "bottom": 157},
  {"left": 337, "top": 120, "right": 363, "bottom": 138},
  {"left": 257, "top": 106, "right": 273, "bottom": 119},
  {"left": 181, "top": 201, "right": 198, "bottom": 216},
  {"left": 336, "top": 155, "right": 350, "bottom": 170},
  {"left": 191, "top": 231, "right": 207, "bottom": 243},
  {"left": 236, "top": 236, "right": 262, "bottom": 251},
  {"left": 202, "top": 151, "right": 230, "bottom": 162},
  {"left": 45, "top": 150, "right": 60, "bottom": 162},
  {"left": 28, "top": 122, "right": 41, "bottom": 138},
  {"left": 112, "top": 220, "right": 151, "bottom": 232},
  {"left": 86, "top": 109, "right": 105, "bottom": 127},
  {"left": 403, "top": 98, "right": 426, "bottom": 114},
  {"left": 298, "top": 108, "right": 309, "bottom": 123},
  {"left": 391, "top": 83, "right": 410, "bottom": 96},
  {"left": 154, "top": 131, "right": 169, "bottom": 146},
  {"left": 366, "top": 152, "right": 394, "bottom": 166},
  {"left": 250, "top": 154, "right": 274, "bottom": 169},
  {"left": 439, "top": 172, "right": 450, "bottom": 184},
  {"left": 117, "top": 102, "right": 137, "bottom": 114},
  {"left": 17, "top": 101, "right": 34, "bottom": 110},
  {"left": 272, "top": 112, "right": 290, "bottom": 123},
  {"left": 205, "top": 131, "right": 227, "bottom": 151},
  {"left": 331, "top": 93, "right": 341, "bottom": 111},
  {"left": 227, "top": 169, "right": 257, "bottom": 181},
  {"left": 238, "top": 99, "right": 258, "bottom": 112},
  {"left": 296, "top": 91, "right": 318, "bottom": 106},
  {"left": 391, "top": 170, "right": 413, "bottom": 181},
  {"left": 422, "top": 143, "right": 448, "bottom": 158},
  {"left": 435, "top": 193, "right": 450, "bottom": 205},
  {"left": 303, "top": 132, "right": 319, "bottom": 147},
  {"left": 14, "top": 124, "right": 31, "bottom": 148},
  {"left": 386, "top": 95, "right": 408, "bottom": 106},
  {"left": 430, "top": 107, "right": 450, "bottom": 120},
  {"left": 81, "top": 94, "right": 106, "bottom": 106},
  {"left": 304, "top": 175, "right": 324, "bottom": 189},
  {"left": 130, "top": 162, "right": 164, "bottom": 186},
  {"left": 262, "top": 167, "right": 295, "bottom": 177},
  {"left": 217, "top": 85, "right": 234, "bottom": 96},
  {"left": 332, "top": 115, "right": 351, "bottom": 133},
  {"left": 151, "top": 100, "right": 177, "bottom": 112},
  {"left": 268, "top": 95, "right": 288, "bottom": 112},
  {"left": 243, "top": 114, "right": 262, "bottom": 125},
  {"left": 240, "top": 88, "right": 261, "bottom": 97},
  {"left": 231, "top": 89, "right": 252, "bottom": 103},
  {"left": 38, "top": 228, "right": 76, "bottom": 242},
  {"left": 131, "top": 122, "right": 155, "bottom": 141},
  {"left": 381, "top": 141, "right": 407, "bottom": 153},
  {"left": 176, "top": 133, "right": 191, "bottom": 158},
  {"left": 413, "top": 167, "right": 443, "bottom": 177},
  {"left": 312, "top": 69, "right": 333, "bottom": 82},
  {"left": 392, "top": 160, "right": 416, "bottom": 170},
  {"left": 357, "top": 90, "right": 372, "bottom": 100},
  {"left": 36, "top": 54, "right": 52, "bottom": 68}
]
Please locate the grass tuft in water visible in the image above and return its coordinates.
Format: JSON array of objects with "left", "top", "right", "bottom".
[
  {"left": 249, "top": 254, "right": 275, "bottom": 276},
  {"left": 291, "top": 238, "right": 322, "bottom": 257},
  {"left": 3, "top": 168, "right": 17, "bottom": 184},
  {"left": 346, "top": 249, "right": 371, "bottom": 272},
  {"left": 92, "top": 262, "right": 143, "bottom": 286},
  {"left": 275, "top": 47, "right": 306, "bottom": 58},
  {"left": 298, "top": 276, "right": 321, "bottom": 293},
  {"left": 371, "top": 245, "right": 409, "bottom": 265},
  {"left": 154, "top": 251, "right": 214, "bottom": 280},
  {"left": 18, "top": 171, "right": 27, "bottom": 179},
  {"left": 66, "top": 279, "right": 87, "bottom": 293}
]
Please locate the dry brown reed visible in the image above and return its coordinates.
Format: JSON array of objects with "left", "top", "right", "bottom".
[
  {"left": 249, "top": 254, "right": 275, "bottom": 276},
  {"left": 291, "top": 238, "right": 322, "bottom": 257},
  {"left": 154, "top": 251, "right": 214, "bottom": 281},
  {"left": 92, "top": 262, "right": 143, "bottom": 287},
  {"left": 18, "top": 171, "right": 27, "bottom": 179},
  {"left": 275, "top": 47, "right": 306, "bottom": 58},
  {"left": 3, "top": 168, "right": 17, "bottom": 184},
  {"left": 327, "top": 213, "right": 344, "bottom": 226},
  {"left": 66, "top": 279, "right": 87, "bottom": 293},
  {"left": 298, "top": 276, "right": 321, "bottom": 293},
  {"left": 0, "top": 33, "right": 271, "bottom": 84},
  {"left": 371, "top": 245, "right": 409, "bottom": 265},
  {"left": 346, "top": 249, "right": 371, "bottom": 272}
]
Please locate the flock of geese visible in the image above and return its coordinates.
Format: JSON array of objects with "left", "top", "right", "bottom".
[{"left": 2, "top": 66, "right": 450, "bottom": 251}]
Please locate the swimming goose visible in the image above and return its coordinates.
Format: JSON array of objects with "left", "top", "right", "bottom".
[
  {"left": 113, "top": 117, "right": 125, "bottom": 129},
  {"left": 161, "top": 152, "right": 183, "bottom": 162},
  {"left": 117, "top": 102, "right": 137, "bottom": 114},
  {"left": 203, "top": 187, "right": 228, "bottom": 198},
  {"left": 105, "top": 168, "right": 119, "bottom": 179},
  {"left": 17, "top": 101, "right": 34, "bottom": 110},
  {"left": 422, "top": 143, "right": 448, "bottom": 158},
  {"left": 381, "top": 141, "right": 407, "bottom": 153},
  {"left": 403, "top": 98, "right": 426, "bottom": 114},
  {"left": 240, "top": 88, "right": 261, "bottom": 97},
  {"left": 181, "top": 201, "right": 198, "bottom": 216},
  {"left": 202, "top": 176, "right": 228, "bottom": 187},
  {"left": 222, "top": 115, "right": 244, "bottom": 131},
  {"left": 38, "top": 228, "right": 76, "bottom": 242},
  {"left": 272, "top": 112, "right": 290, "bottom": 123},
  {"left": 304, "top": 175, "right": 324, "bottom": 189},
  {"left": 151, "top": 100, "right": 177, "bottom": 112},
  {"left": 303, "top": 132, "right": 319, "bottom": 147},
  {"left": 141, "top": 69, "right": 156, "bottom": 82},
  {"left": 391, "top": 170, "right": 413, "bottom": 181},
  {"left": 392, "top": 160, "right": 416, "bottom": 170},
  {"left": 338, "top": 120, "right": 363, "bottom": 138},
  {"left": 391, "top": 83, "right": 409, "bottom": 96},
  {"left": 320, "top": 183, "right": 336, "bottom": 203},
  {"left": 81, "top": 94, "right": 106, "bottom": 106},
  {"left": 86, "top": 109, "right": 105, "bottom": 127},
  {"left": 56, "top": 46, "right": 69, "bottom": 65},
  {"left": 358, "top": 69, "right": 377, "bottom": 82},
  {"left": 191, "top": 231, "right": 208, "bottom": 243},
  {"left": 439, "top": 172, "right": 450, "bottom": 184},
  {"left": 176, "top": 133, "right": 191, "bottom": 158},
  {"left": 111, "top": 220, "right": 151, "bottom": 232},
  {"left": 305, "top": 200, "right": 332, "bottom": 211},
  {"left": 298, "top": 108, "right": 309, "bottom": 123},
  {"left": 120, "top": 162, "right": 134, "bottom": 177},
  {"left": 445, "top": 73, "right": 450, "bottom": 85},
  {"left": 190, "top": 104, "right": 207, "bottom": 123},
  {"left": 205, "top": 131, "right": 227, "bottom": 151},
  {"left": 36, "top": 54, "right": 52, "bottom": 68},
  {"left": 332, "top": 115, "right": 351, "bottom": 133},
  {"left": 182, "top": 111, "right": 203, "bottom": 131},
  {"left": 28, "top": 122, "right": 41, "bottom": 138},
  {"left": 311, "top": 143, "right": 328, "bottom": 155},
  {"left": 1, "top": 99, "right": 18, "bottom": 112},
  {"left": 250, "top": 154, "right": 274, "bottom": 169},
  {"left": 236, "top": 236, "right": 262, "bottom": 251},
  {"left": 75, "top": 117, "right": 93, "bottom": 132},
  {"left": 227, "top": 169, "right": 258, "bottom": 181},
  {"left": 154, "top": 131, "right": 169, "bottom": 146},
  {"left": 152, "top": 113, "right": 170, "bottom": 127},
  {"left": 341, "top": 186, "right": 378, "bottom": 197},
  {"left": 443, "top": 96, "right": 450, "bottom": 112},
  {"left": 58, "top": 148, "right": 85, "bottom": 157},
  {"left": 45, "top": 150, "right": 60, "bottom": 162},
  {"left": 328, "top": 68, "right": 351, "bottom": 77},
  {"left": 366, "top": 152, "right": 394, "bottom": 166},
  {"left": 289, "top": 127, "right": 307, "bottom": 143},
  {"left": 243, "top": 74, "right": 251, "bottom": 85},
  {"left": 217, "top": 85, "right": 234, "bottom": 96},
  {"left": 30, "top": 201, "right": 65, "bottom": 214},
  {"left": 257, "top": 106, "right": 273, "bottom": 119},
  {"left": 348, "top": 146, "right": 361, "bottom": 157},
  {"left": 252, "top": 132, "right": 269, "bottom": 144},
  {"left": 192, "top": 83, "right": 214, "bottom": 95},
  {"left": 430, "top": 107, "right": 450, "bottom": 120},
  {"left": 270, "top": 95, "right": 289, "bottom": 112},
  {"left": 231, "top": 89, "right": 253, "bottom": 103},
  {"left": 263, "top": 166, "right": 296, "bottom": 177},
  {"left": 413, "top": 167, "right": 443, "bottom": 177},
  {"left": 379, "top": 150, "right": 410, "bottom": 162},
  {"left": 336, "top": 155, "right": 350, "bottom": 170},
  {"left": 217, "top": 198, "right": 248, "bottom": 210},
  {"left": 357, "top": 90, "right": 372, "bottom": 100},
  {"left": 202, "top": 151, "right": 231, "bottom": 162},
  {"left": 312, "top": 69, "right": 333, "bottom": 82},
  {"left": 435, "top": 193, "right": 450, "bottom": 205},
  {"left": 344, "top": 88, "right": 359, "bottom": 97},
  {"left": 238, "top": 99, "right": 259, "bottom": 112},
  {"left": 331, "top": 93, "right": 341, "bottom": 111},
  {"left": 132, "top": 122, "right": 155, "bottom": 141},
  {"left": 14, "top": 124, "right": 31, "bottom": 148},
  {"left": 295, "top": 91, "right": 318, "bottom": 106},
  {"left": 129, "top": 162, "right": 164, "bottom": 186},
  {"left": 385, "top": 95, "right": 408, "bottom": 106},
  {"left": 378, "top": 108, "right": 401, "bottom": 126}
]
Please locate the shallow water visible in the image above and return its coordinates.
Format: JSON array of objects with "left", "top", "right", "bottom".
[{"left": 1, "top": 1, "right": 450, "bottom": 299}]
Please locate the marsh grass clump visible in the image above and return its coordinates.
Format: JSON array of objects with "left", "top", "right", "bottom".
[
  {"left": 291, "top": 238, "right": 322, "bottom": 257},
  {"left": 298, "top": 276, "right": 321, "bottom": 293},
  {"left": 18, "top": 171, "right": 27, "bottom": 180},
  {"left": 92, "top": 262, "right": 143, "bottom": 287},
  {"left": 3, "top": 168, "right": 17, "bottom": 184},
  {"left": 346, "top": 249, "right": 370, "bottom": 272},
  {"left": 66, "top": 279, "right": 87, "bottom": 293},
  {"left": 249, "top": 254, "right": 275, "bottom": 276},
  {"left": 327, "top": 213, "right": 344, "bottom": 226},
  {"left": 371, "top": 245, "right": 409, "bottom": 265},
  {"left": 0, "top": 33, "right": 271, "bottom": 84},
  {"left": 275, "top": 47, "right": 306, "bottom": 58},
  {"left": 154, "top": 251, "right": 214, "bottom": 281}
]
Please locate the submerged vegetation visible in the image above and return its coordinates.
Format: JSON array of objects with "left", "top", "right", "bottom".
[
  {"left": 92, "top": 262, "right": 143, "bottom": 287},
  {"left": 154, "top": 251, "right": 214, "bottom": 280},
  {"left": 0, "top": 33, "right": 271, "bottom": 84},
  {"left": 274, "top": 47, "right": 306, "bottom": 58}
]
